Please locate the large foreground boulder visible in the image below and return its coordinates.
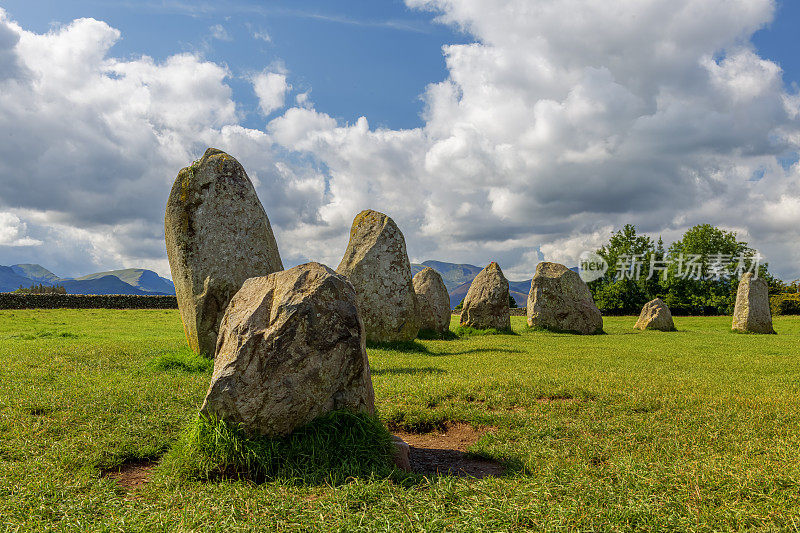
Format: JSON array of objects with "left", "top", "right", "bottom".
[
  {"left": 732, "top": 273, "right": 775, "bottom": 334},
  {"left": 336, "top": 210, "right": 420, "bottom": 343},
  {"left": 634, "top": 298, "right": 676, "bottom": 331},
  {"left": 527, "top": 262, "right": 603, "bottom": 334},
  {"left": 165, "top": 148, "right": 283, "bottom": 357},
  {"left": 460, "top": 262, "right": 511, "bottom": 331},
  {"left": 413, "top": 267, "right": 451, "bottom": 335},
  {"left": 201, "top": 263, "right": 375, "bottom": 437}
]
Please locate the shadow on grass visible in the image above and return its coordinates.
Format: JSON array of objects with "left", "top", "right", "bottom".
[
  {"left": 527, "top": 325, "right": 605, "bottom": 335},
  {"left": 366, "top": 340, "right": 431, "bottom": 354},
  {"left": 453, "top": 326, "right": 518, "bottom": 337},
  {"left": 371, "top": 367, "right": 447, "bottom": 376},
  {"left": 416, "top": 329, "right": 460, "bottom": 341},
  {"left": 437, "top": 348, "right": 523, "bottom": 356}
]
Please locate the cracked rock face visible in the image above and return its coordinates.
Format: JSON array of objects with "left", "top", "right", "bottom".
[
  {"left": 336, "top": 210, "right": 420, "bottom": 343},
  {"left": 165, "top": 148, "right": 283, "bottom": 357},
  {"left": 527, "top": 262, "right": 603, "bottom": 335},
  {"left": 413, "top": 267, "right": 452, "bottom": 335},
  {"left": 634, "top": 298, "right": 676, "bottom": 331},
  {"left": 732, "top": 273, "right": 775, "bottom": 334},
  {"left": 460, "top": 262, "right": 511, "bottom": 331},
  {"left": 201, "top": 262, "right": 375, "bottom": 437}
]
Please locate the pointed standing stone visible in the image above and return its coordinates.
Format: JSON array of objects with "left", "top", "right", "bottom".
[
  {"left": 459, "top": 262, "right": 511, "bottom": 331},
  {"left": 732, "top": 273, "right": 775, "bottom": 334},
  {"left": 527, "top": 262, "right": 603, "bottom": 334},
  {"left": 165, "top": 148, "right": 283, "bottom": 357},
  {"left": 413, "top": 267, "right": 451, "bottom": 335},
  {"left": 634, "top": 298, "right": 676, "bottom": 331},
  {"left": 336, "top": 210, "right": 420, "bottom": 343}
]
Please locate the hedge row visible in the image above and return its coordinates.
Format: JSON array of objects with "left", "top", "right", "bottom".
[
  {"left": 770, "top": 293, "right": 800, "bottom": 316},
  {"left": 0, "top": 293, "right": 178, "bottom": 310}
]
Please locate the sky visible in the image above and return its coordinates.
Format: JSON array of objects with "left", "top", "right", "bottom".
[{"left": 0, "top": 0, "right": 799, "bottom": 282}]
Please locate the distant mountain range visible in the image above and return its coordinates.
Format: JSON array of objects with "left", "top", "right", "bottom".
[
  {"left": 1, "top": 260, "right": 573, "bottom": 307},
  {"left": 0, "top": 264, "right": 175, "bottom": 295},
  {"left": 412, "top": 260, "right": 532, "bottom": 308}
]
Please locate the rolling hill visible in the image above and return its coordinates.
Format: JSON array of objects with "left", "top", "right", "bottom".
[{"left": 0, "top": 264, "right": 175, "bottom": 295}]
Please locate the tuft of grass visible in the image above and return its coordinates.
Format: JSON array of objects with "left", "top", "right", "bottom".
[
  {"left": 158, "top": 410, "right": 395, "bottom": 484},
  {"left": 149, "top": 350, "right": 213, "bottom": 373},
  {"left": 453, "top": 325, "right": 516, "bottom": 336}
]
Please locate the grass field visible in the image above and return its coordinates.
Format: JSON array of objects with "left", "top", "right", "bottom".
[{"left": 1, "top": 309, "right": 799, "bottom": 531}]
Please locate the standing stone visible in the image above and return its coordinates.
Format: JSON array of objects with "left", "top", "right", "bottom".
[
  {"left": 732, "top": 273, "right": 775, "bottom": 334},
  {"left": 165, "top": 148, "right": 283, "bottom": 357},
  {"left": 634, "top": 298, "right": 676, "bottom": 331},
  {"left": 527, "top": 262, "right": 603, "bottom": 334},
  {"left": 459, "top": 262, "right": 511, "bottom": 331},
  {"left": 201, "top": 263, "right": 375, "bottom": 437},
  {"left": 413, "top": 267, "right": 451, "bottom": 335},
  {"left": 336, "top": 210, "right": 420, "bottom": 343}
]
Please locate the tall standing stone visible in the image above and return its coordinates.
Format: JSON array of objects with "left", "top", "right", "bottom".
[
  {"left": 634, "top": 298, "right": 676, "bottom": 331},
  {"left": 336, "top": 210, "right": 420, "bottom": 343},
  {"left": 201, "top": 263, "right": 375, "bottom": 437},
  {"left": 527, "top": 262, "right": 603, "bottom": 334},
  {"left": 413, "top": 267, "right": 451, "bottom": 335},
  {"left": 165, "top": 148, "right": 283, "bottom": 357},
  {"left": 732, "top": 273, "right": 775, "bottom": 334},
  {"left": 459, "top": 262, "right": 511, "bottom": 331}
]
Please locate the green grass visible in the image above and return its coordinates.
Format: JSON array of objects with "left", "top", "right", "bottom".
[
  {"left": 159, "top": 410, "right": 395, "bottom": 484},
  {"left": 1, "top": 309, "right": 800, "bottom": 530}
]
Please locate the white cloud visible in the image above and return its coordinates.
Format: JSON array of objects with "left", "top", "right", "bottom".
[
  {"left": 0, "top": 213, "right": 42, "bottom": 246},
  {"left": 209, "top": 24, "right": 231, "bottom": 41},
  {"left": 1, "top": 2, "right": 800, "bottom": 284},
  {"left": 253, "top": 30, "right": 271, "bottom": 42},
  {"left": 252, "top": 71, "right": 290, "bottom": 115}
]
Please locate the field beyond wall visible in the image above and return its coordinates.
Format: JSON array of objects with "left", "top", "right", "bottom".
[{"left": 1, "top": 310, "right": 799, "bottom": 531}]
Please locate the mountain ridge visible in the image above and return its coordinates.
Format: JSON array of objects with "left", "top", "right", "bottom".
[{"left": 0, "top": 264, "right": 175, "bottom": 295}]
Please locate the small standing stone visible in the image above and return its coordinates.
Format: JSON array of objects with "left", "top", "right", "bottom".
[
  {"left": 460, "top": 262, "right": 511, "bottom": 331},
  {"left": 413, "top": 267, "right": 451, "bottom": 335},
  {"left": 732, "top": 273, "right": 775, "bottom": 334},
  {"left": 634, "top": 298, "right": 676, "bottom": 331},
  {"left": 165, "top": 148, "right": 283, "bottom": 357},
  {"left": 527, "top": 262, "right": 603, "bottom": 334},
  {"left": 200, "top": 263, "right": 375, "bottom": 437},
  {"left": 336, "top": 210, "right": 420, "bottom": 343}
]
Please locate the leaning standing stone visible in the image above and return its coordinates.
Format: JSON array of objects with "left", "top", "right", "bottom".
[
  {"left": 336, "top": 210, "right": 420, "bottom": 343},
  {"left": 201, "top": 263, "right": 375, "bottom": 437},
  {"left": 165, "top": 148, "right": 283, "bottom": 357},
  {"left": 413, "top": 267, "right": 451, "bottom": 335},
  {"left": 634, "top": 298, "right": 676, "bottom": 331},
  {"left": 732, "top": 273, "right": 775, "bottom": 334},
  {"left": 460, "top": 262, "right": 511, "bottom": 331},
  {"left": 527, "top": 262, "right": 603, "bottom": 334}
]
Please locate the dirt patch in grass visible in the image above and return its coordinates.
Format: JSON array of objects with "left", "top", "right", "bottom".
[
  {"left": 395, "top": 423, "right": 504, "bottom": 479},
  {"left": 103, "top": 460, "right": 155, "bottom": 493}
]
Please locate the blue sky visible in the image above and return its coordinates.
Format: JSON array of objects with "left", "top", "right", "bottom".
[
  {"left": 4, "top": 0, "right": 793, "bottom": 132},
  {"left": 1, "top": 0, "right": 472, "bottom": 130},
  {"left": 1, "top": 0, "right": 800, "bottom": 281}
]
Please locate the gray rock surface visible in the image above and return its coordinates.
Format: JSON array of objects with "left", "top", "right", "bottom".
[
  {"left": 392, "top": 435, "right": 411, "bottom": 472},
  {"left": 165, "top": 148, "right": 283, "bottom": 356},
  {"left": 336, "top": 210, "right": 420, "bottom": 342},
  {"left": 527, "top": 262, "right": 603, "bottom": 334},
  {"left": 732, "top": 273, "right": 775, "bottom": 334},
  {"left": 459, "top": 262, "right": 511, "bottom": 331},
  {"left": 413, "top": 267, "right": 451, "bottom": 335},
  {"left": 634, "top": 298, "right": 676, "bottom": 331},
  {"left": 201, "top": 262, "right": 375, "bottom": 437}
]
